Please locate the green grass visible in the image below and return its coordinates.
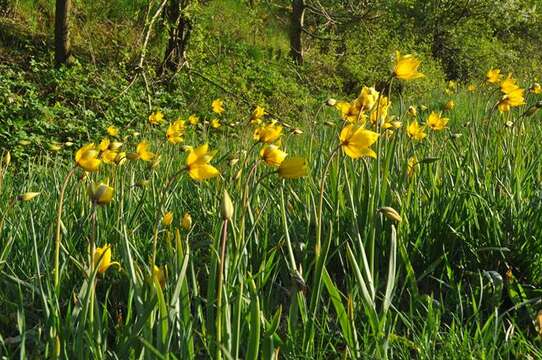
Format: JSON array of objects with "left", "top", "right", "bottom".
[{"left": 1, "top": 78, "right": 542, "bottom": 358}]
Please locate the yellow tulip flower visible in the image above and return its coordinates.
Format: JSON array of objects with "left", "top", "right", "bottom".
[
  {"left": 393, "top": 51, "right": 424, "bottom": 80},
  {"left": 182, "top": 212, "right": 192, "bottom": 230},
  {"left": 426, "top": 112, "right": 448, "bottom": 131},
  {"left": 153, "top": 265, "right": 166, "bottom": 288},
  {"left": 260, "top": 144, "right": 287, "bottom": 167},
  {"left": 530, "top": 83, "right": 542, "bottom": 94},
  {"left": 130, "top": 141, "right": 155, "bottom": 161},
  {"left": 88, "top": 182, "right": 114, "bottom": 205},
  {"left": 467, "top": 84, "right": 477, "bottom": 92},
  {"left": 253, "top": 123, "right": 283, "bottom": 143},
  {"left": 167, "top": 120, "right": 185, "bottom": 144},
  {"left": 148, "top": 111, "right": 165, "bottom": 125},
  {"left": 407, "top": 121, "right": 426, "bottom": 140},
  {"left": 107, "top": 126, "right": 119, "bottom": 137},
  {"left": 75, "top": 143, "right": 101, "bottom": 172},
  {"left": 93, "top": 244, "right": 120, "bottom": 274},
  {"left": 211, "top": 119, "right": 221, "bottom": 128},
  {"left": 186, "top": 144, "right": 220, "bottom": 181},
  {"left": 188, "top": 114, "right": 199, "bottom": 125},
  {"left": 339, "top": 124, "right": 379, "bottom": 159},
  {"left": 407, "top": 106, "right": 417, "bottom": 117},
  {"left": 250, "top": 105, "right": 266, "bottom": 123},
  {"left": 278, "top": 157, "right": 308, "bottom": 179},
  {"left": 212, "top": 99, "right": 224, "bottom": 114},
  {"left": 162, "top": 211, "right": 173, "bottom": 226},
  {"left": 357, "top": 86, "right": 379, "bottom": 112},
  {"left": 486, "top": 68, "right": 501, "bottom": 84}
]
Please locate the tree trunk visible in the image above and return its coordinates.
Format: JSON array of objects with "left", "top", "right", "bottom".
[
  {"left": 162, "top": 0, "right": 192, "bottom": 74},
  {"left": 54, "top": 0, "right": 72, "bottom": 67},
  {"left": 289, "top": 0, "right": 305, "bottom": 65}
]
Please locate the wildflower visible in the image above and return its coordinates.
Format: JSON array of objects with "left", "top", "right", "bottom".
[
  {"left": 211, "top": 119, "right": 221, "bottom": 128},
  {"left": 98, "top": 138, "right": 110, "bottom": 152},
  {"left": 162, "top": 212, "right": 173, "bottom": 226},
  {"left": 378, "top": 207, "right": 402, "bottom": 223},
  {"left": 336, "top": 100, "right": 362, "bottom": 123},
  {"left": 128, "top": 141, "right": 155, "bottom": 161},
  {"left": 369, "top": 96, "right": 390, "bottom": 125},
  {"left": 18, "top": 192, "right": 40, "bottom": 201},
  {"left": 149, "top": 111, "right": 165, "bottom": 125},
  {"left": 167, "top": 120, "right": 185, "bottom": 144},
  {"left": 186, "top": 144, "right": 220, "bottom": 181},
  {"left": 530, "top": 83, "right": 542, "bottom": 94},
  {"left": 426, "top": 112, "right": 448, "bottom": 131},
  {"left": 182, "top": 212, "right": 192, "bottom": 230},
  {"left": 486, "top": 68, "right": 501, "bottom": 84},
  {"left": 212, "top": 99, "right": 224, "bottom": 114},
  {"left": 443, "top": 100, "right": 455, "bottom": 111},
  {"left": 357, "top": 86, "right": 379, "bottom": 111},
  {"left": 278, "top": 157, "right": 308, "bottom": 179},
  {"left": 221, "top": 189, "right": 234, "bottom": 221},
  {"left": 467, "top": 84, "right": 477, "bottom": 92},
  {"left": 498, "top": 88, "right": 525, "bottom": 113},
  {"left": 75, "top": 143, "right": 101, "bottom": 172},
  {"left": 407, "top": 106, "right": 417, "bottom": 117},
  {"left": 447, "top": 80, "right": 457, "bottom": 91},
  {"left": 107, "top": 126, "right": 119, "bottom": 137},
  {"left": 101, "top": 149, "right": 119, "bottom": 164},
  {"left": 391, "top": 121, "right": 402, "bottom": 129},
  {"left": 407, "top": 121, "right": 426, "bottom": 140},
  {"left": 500, "top": 74, "right": 519, "bottom": 94},
  {"left": 253, "top": 122, "right": 283, "bottom": 143},
  {"left": 189, "top": 114, "right": 199, "bottom": 125},
  {"left": 250, "top": 105, "right": 266, "bottom": 123},
  {"left": 260, "top": 144, "right": 287, "bottom": 167},
  {"left": 339, "top": 124, "right": 379, "bottom": 159},
  {"left": 153, "top": 265, "right": 166, "bottom": 288},
  {"left": 93, "top": 244, "right": 120, "bottom": 274},
  {"left": 2, "top": 151, "right": 11, "bottom": 167},
  {"left": 88, "top": 182, "right": 114, "bottom": 205},
  {"left": 393, "top": 51, "right": 424, "bottom": 80}
]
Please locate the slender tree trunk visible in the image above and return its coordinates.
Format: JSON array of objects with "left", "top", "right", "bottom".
[
  {"left": 162, "top": 0, "right": 192, "bottom": 74},
  {"left": 54, "top": 0, "right": 72, "bottom": 67},
  {"left": 289, "top": 0, "right": 305, "bottom": 65}
]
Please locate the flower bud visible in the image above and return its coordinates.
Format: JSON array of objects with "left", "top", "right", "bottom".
[
  {"left": 221, "top": 189, "right": 234, "bottom": 221},
  {"left": 18, "top": 192, "right": 40, "bottom": 201},
  {"left": 3, "top": 151, "right": 11, "bottom": 167},
  {"left": 88, "top": 182, "right": 114, "bottom": 205},
  {"left": 182, "top": 212, "right": 192, "bottom": 230},
  {"left": 378, "top": 206, "right": 402, "bottom": 223},
  {"left": 326, "top": 98, "right": 337, "bottom": 106},
  {"left": 162, "top": 211, "right": 173, "bottom": 226}
]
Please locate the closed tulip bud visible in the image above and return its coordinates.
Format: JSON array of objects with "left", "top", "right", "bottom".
[
  {"left": 64, "top": 141, "right": 74, "bottom": 147},
  {"left": 88, "top": 182, "right": 114, "bottom": 205},
  {"left": 378, "top": 206, "right": 402, "bottom": 223},
  {"left": 162, "top": 211, "right": 173, "bottom": 226},
  {"left": 153, "top": 265, "right": 166, "bottom": 288},
  {"left": 49, "top": 143, "right": 62, "bottom": 151},
  {"left": 326, "top": 98, "right": 337, "bottom": 106},
  {"left": 126, "top": 152, "right": 140, "bottom": 160},
  {"left": 18, "top": 192, "right": 40, "bottom": 201},
  {"left": 221, "top": 189, "right": 234, "bottom": 221},
  {"left": 182, "top": 212, "right": 192, "bottom": 230},
  {"left": 505, "top": 121, "right": 514, "bottom": 128},
  {"left": 3, "top": 151, "right": 11, "bottom": 167}
]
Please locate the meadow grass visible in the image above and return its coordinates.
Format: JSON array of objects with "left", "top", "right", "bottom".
[{"left": 1, "top": 76, "right": 542, "bottom": 359}]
